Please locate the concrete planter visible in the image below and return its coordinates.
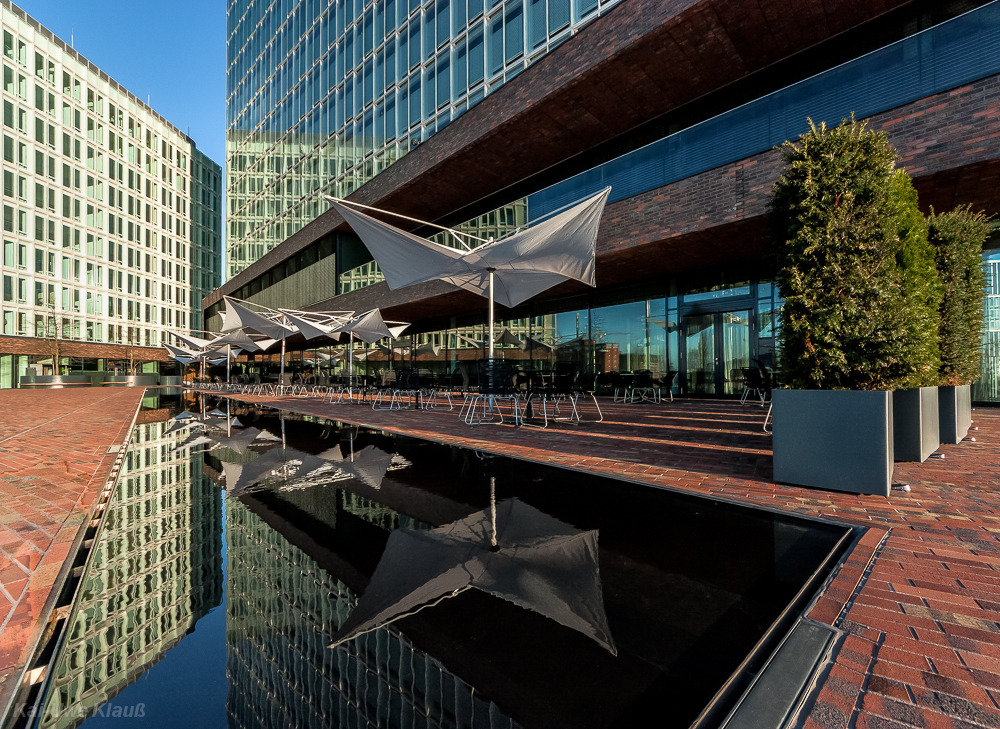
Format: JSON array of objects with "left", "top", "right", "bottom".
[
  {"left": 159, "top": 375, "right": 184, "bottom": 395},
  {"left": 772, "top": 389, "right": 893, "bottom": 497},
  {"left": 103, "top": 375, "right": 159, "bottom": 387},
  {"left": 19, "top": 375, "right": 92, "bottom": 389},
  {"left": 892, "top": 386, "right": 940, "bottom": 462},
  {"left": 938, "top": 384, "right": 972, "bottom": 444}
]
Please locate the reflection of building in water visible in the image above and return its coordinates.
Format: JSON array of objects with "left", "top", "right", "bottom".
[
  {"left": 225, "top": 492, "right": 518, "bottom": 729},
  {"left": 39, "top": 421, "right": 223, "bottom": 729}
]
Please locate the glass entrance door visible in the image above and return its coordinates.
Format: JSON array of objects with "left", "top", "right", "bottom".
[{"left": 682, "top": 309, "right": 752, "bottom": 395}]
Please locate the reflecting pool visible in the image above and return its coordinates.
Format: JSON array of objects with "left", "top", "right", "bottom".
[{"left": 34, "top": 395, "right": 852, "bottom": 729}]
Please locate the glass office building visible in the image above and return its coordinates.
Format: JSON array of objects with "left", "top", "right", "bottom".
[
  {"left": 0, "top": 2, "right": 222, "bottom": 386},
  {"left": 225, "top": 0, "right": 623, "bottom": 279},
  {"left": 214, "top": 0, "right": 1000, "bottom": 402}
]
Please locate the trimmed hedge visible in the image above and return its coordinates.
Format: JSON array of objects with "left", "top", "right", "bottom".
[
  {"left": 928, "top": 206, "right": 991, "bottom": 385},
  {"left": 770, "top": 118, "right": 941, "bottom": 390}
]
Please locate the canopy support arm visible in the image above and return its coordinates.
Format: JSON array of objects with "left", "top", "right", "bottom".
[{"left": 325, "top": 195, "right": 485, "bottom": 251}]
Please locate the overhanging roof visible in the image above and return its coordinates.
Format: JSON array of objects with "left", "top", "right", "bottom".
[{"left": 207, "top": 0, "right": 928, "bottom": 311}]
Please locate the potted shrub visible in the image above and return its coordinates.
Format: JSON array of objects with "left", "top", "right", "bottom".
[
  {"left": 888, "top": 171, "right": 943, "bottom": 462},
  {"left": 928, "top": 206, "right": 991, "bottom": 443},
  {"left": 769, "top": 118, "right": 940, "bottom": 496}
]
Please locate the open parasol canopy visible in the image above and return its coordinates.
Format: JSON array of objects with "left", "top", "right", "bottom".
[{"left": 329, "top": 187, "right": 610, "bottom": 360}]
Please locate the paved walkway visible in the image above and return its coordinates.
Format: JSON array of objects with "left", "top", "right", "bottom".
[
  {"left": 0, "top": 388, "right": 143, "bottom": 714},
  {"left": 1, "top": 386, "right": 997, "bottom": 729},
  {"left": 216, "top": 391, "right": 1000, "bottom": 729}
]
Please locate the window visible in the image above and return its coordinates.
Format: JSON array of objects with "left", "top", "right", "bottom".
[
  {"left": 468, "top": 25, "right": 485, "bottom": 85},
  {"left": 505, "top": 1, "right": 524, "bottom": 63},
  {"left": 528, "top": 0, "right": 546, "bottom": 49},
  {"left": 550, "top": 0, "right": 570, "bottom": 32},
  {"left": 488, "top": 13, "right": 504, "bottom": 77}
]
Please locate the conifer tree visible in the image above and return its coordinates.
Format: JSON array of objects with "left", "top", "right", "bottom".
[
  {"left": 770, "top": 118, "right": 940, "bottom": 390},
  {"left": 928, "top": 206, "right": 991, "bottom": 385}
]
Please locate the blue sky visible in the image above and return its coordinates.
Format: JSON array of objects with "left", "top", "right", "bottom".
[{"left": 15, "top": 0, "right": 227, "bottom": 167}]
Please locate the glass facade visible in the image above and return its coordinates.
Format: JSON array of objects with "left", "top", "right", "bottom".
[
  {"left": 242, "top": 274, "right": 778, "bottom": 399},
  {"left": 225, "top": 0, "right": 622, "bottom": 279},
  {"left": 219, "top": 1, "right": 1000, "bottom": 401},
  {"left": 0, "top": 3, "right": 223, "bottom": 366},
  {"left": 973, "top": 252, "right": 1000, "bottom": 403}
]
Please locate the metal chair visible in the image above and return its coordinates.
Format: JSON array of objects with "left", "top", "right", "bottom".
[
  {"left": 464, "top": 359, "right": 522, "bottom": 426},
  {"left": 741, "top": 367, "right": 770, "bottom": 406}
]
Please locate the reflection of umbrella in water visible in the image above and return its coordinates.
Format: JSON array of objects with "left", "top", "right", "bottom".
[
  {"left": 223, "top": 446, "right": 331, "bottom": 496},
  {"left": 209, "top": 426, "right": 266, "bottom": 455},
  {"left": 170, "top": 432, "right": 215, "bottom": 452},
  {"left": 317, "top": 443, "right": 395, "bottom": 491},
  {"left": 329, "top": 483, "right": 617, "bottom": 655}
]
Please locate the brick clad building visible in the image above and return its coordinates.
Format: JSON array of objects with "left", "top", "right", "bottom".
[{"left": 209, "top": 0, "right": 1000, "bottom": 399}]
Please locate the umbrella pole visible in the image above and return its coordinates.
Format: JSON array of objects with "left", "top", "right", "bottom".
[
  {"left": 489, "top": 475, "right": 498, "bottom": 550},
  {"left": 486, "top": 268, "right": 498, "bottom": 418},
  {"left": 488, "top": 269, "right": 496, "bottom": 362},
  {"left": 347, "top": 331, "right": 355, "bottom": 401},
  {"left": 226, "top": 344, "right": 231, "bottom": 388},
  {"left": 280, "top": 334, "right": 286, "bottom": 391}
]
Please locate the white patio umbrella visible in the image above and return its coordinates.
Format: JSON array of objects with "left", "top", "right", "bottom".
[
  {"left": 332, "top": 308, "right": 409, "bottom": 387},
  {"left": 165, "top": 332, "right": 232, "bottom": 382},
  {"left": 222, "top": 297, "right": 299, "bottom": 384},
  {"left": 222, "top": 297, "right": 355, "bottom": 386},
  {"left": 163, "top": 342, "right": 199, "bottom": 365},
  {"left": 329, "top": 187, "right": 610, "bottom": 361}
]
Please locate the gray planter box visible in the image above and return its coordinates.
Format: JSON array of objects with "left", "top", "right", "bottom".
[
  {"left": 772, "top": 389, "right": 893, "bottom": 497},
  {"left": 939, "top": 384, "right": 972, "bottom": 444},
  {"left": 893, "top": 386, "right": 940, "bottom": 462}
]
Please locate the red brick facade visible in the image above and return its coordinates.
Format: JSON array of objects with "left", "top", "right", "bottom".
[
  {"left": 0, "top": 335, "right": 170, "bottom": 362},
  {"left": 323, "top": 73, "right": 1000, "bottom": 324}
]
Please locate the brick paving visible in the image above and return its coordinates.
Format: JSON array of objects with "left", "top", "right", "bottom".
[
  {"left": 0, "top": 385, "right": 997, "bottom": 728},
  {"left": 0, "top": 388, "right": 143, "bottom": 713},
  {"left": 214, "top": 391, "right": 1000, "bottom": 729}
]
